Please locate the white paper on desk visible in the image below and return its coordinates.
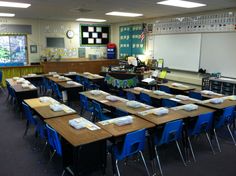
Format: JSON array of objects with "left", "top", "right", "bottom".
[
  {"left": 99, "top": 116, "right": 134, "bottom": 126},
  {"left": 100, "top": 100, "right": 109, "bottom": 103},
  {"left": 153, "top": 107, "right": 169, "bottom": 116},
  {"left": 61, "top": 104, "right": 75, "bottom": 113},
  {"left": 69, "top": 118, "right": 101, "bottom": 131},
  {"left": 224, "top": 95, "right": 236, "bottom": 101},
  {"left": 142, "top": 78, "right": 155, "bottom": 84},
  {"left": 176, "top": 95, "right": 189, "bottom": 101},
  {"left": 138, "top": 109, "right": 156, "bottom": 116},
  {"left": 170, "top": 98, "right": 181, "bottom": 102}
]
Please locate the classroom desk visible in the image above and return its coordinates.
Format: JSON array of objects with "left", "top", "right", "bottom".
[
  {"left": 6, "top": 78, "right": 18, "bottom": 86},
  {"left": 24, "top": 97, "right": 58, "bottom": 108},
  {"left": 196, "top": 99, "right": 236, "bottom": 110},
  {"left": 58, "top": 82, "right": 83, "bottom": 103},
  {"left": 45, "top": 114, "right": 112, "bottom": 176},
  {"left": 81, "top": 91, "right": 154, "bottom": 114},
  {"left": 171, "top": 105, "right": 215, "bottom": 118},
  {"left": 136, "top": 109, "right": 188, "bottom": 125},
  {"left": 191, "top": 90, "right": 224, "bottom": 99},
  {"left": 62, "top": 73, "right": 78, "bottom": 81},
  {"left": 78, "top": 73, "right": 104, "bottom": 84},
  {"left": 34, "top": 105, "right": 77, "bottom": 119},
  {"left": 97, "top": 115, "right": 155, "bottom": 137},
  {"left": 158, "top": 82, "right": 195, "bottom": 94},
  {"left": 12, "top": 84, "right": 38, "bottom": 104},
  {"left": 47, "top": 76, "right": 72, "bottom": 83}
]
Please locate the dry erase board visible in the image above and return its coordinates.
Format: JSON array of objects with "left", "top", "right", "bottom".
[
  {"left": 153, "top": 34, "right": 201, "bottom": 72},
  {"left": 200, "top": 33, "right": 236, "bottom": 78}
]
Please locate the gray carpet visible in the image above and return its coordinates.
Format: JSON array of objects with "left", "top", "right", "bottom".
[{"left": 0, "top": 91, "right": 236, "bottom": 176}]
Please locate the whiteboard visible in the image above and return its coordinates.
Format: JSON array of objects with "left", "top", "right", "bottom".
[
  {"left": 200, "top": 33, "right": 236, "bottom": 78},
  {"left": 153, "top": 34, "right": 201, "bottom": 72}
]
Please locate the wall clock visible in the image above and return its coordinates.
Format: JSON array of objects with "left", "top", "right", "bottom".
[{"left": 66, "top": 30, "right": 74, "bottom": 39}]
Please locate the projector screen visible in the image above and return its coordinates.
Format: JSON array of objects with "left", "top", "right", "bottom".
[{"left": 153, "top": 34, "right": 201, "bottom": 72}]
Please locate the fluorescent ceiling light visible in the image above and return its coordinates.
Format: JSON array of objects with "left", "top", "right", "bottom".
[
  {"left": 0, "top": 13, "right": 15, "bottom": 17},
  {"left": 0, "top": 1, "right": 31, "bottom": 8},
  {"left": 106, "top": 11, "right": 143, "bottom": 17},
  {"left": 157, "top": 0, "right": 206, "bottom": 8},
  {"left": 76, "top": 18, "right": 106, "bottom": 22}
]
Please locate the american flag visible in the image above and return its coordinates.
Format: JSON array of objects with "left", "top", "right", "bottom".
[{"left": 140, "top": 23, "right": 147, "bottom": 42}]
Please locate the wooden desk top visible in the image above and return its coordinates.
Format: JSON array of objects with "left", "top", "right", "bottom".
[
  {"left": 58, "top": 82, "right": 83, "bottom": 89},
  {"left": 81, "top": 91, "right": 154, "bottom": 114},
  {"left": 6, "top": 78, "right": 17, "bottom": 86},
  {"left": 22, "top": 75, "right": 44, "bottom": 79},
  {"left": 12, "top": 84, "right": 37, "bottom": 93},
  {"left": 136, "top": 109, "right": 188, "bottom": 125},
  {"left": 96, "top": 115, "right": 155, "bottom": 137},
  {"left": 45, "top": 114, "right": 112, "bottom": 147},
  {"left": 172, "top": 105, "right": 215, "bottom": 117},
  {"left": 158, "top": 82, "right": 195, "bottom": 91},
  {"left": 34, "top": 105, "right": 77, "bottom": 119},
  {"left": 78, "top": 73, "right": 104, "bottom": 80},
  {"left": 24, "top": 98, "right": 52, "bottom": 108},
  {"left": 47, "top": 76, "right": 71, "bottom": 83},
  {"left": 197, "top": 99, "right": 236, "bottom": 110},
  {"left": 192, "top": 90, "right": 224, "bottom": 99},
  {"left": 80, "top": 91, "right": 109, "bottom": 102}
]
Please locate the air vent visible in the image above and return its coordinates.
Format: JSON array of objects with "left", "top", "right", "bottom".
[{"left": 71, "top": 8, "right": 92, "bottom": 13}]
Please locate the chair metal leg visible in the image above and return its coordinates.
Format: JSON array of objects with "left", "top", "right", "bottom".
[
  {"left": 139, "top": 151, "right": 150, "bottom": 176},
  {"left": 42, "top": 141, "right": 48, "bottom": 154},
  {"left": 48, "top": 150, "right": 56, "bottom": 163},
  {"left": 115, "top": 160, "right": 121, "bottom": 176},
  {"left": 205, "top": 132, "right": 215, "bottom": 155},
  {"left": 61, "top": 170, "right": 65, "bottom": 176},
  {"left": 154, "top": 146, "right": 163, "bottom": 176},
  {"left": 227, "top": 124, "right": 236, "bottom": 146},
  {"left": 187, "top": 137, "right": 196, "bottom": 162},
  {"left": 23, "top": 120, "right": 29, "bottom": 137},
  {"left": 175, "top": 141, "right": 187, "bottom": 166},
  {"left": 213, "top": 129, "right": 221, "bottom": 152}
]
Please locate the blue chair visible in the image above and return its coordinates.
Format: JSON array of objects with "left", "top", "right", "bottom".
[
  {"left": 53, "top": 83, "right": 63, "bottom": 101},
  {"left": 75, "top": 75, "right": 82, "bottom": 84},
  {"left": 84, "top": 78, "right": 99, "bottom": 90},
  {"left": 42, "top": 77, "right": 52, "bottom": 94},
  {"left": 114, "top": 109, "right": 129, "bottom": 117},
  {"left": 214, "top": 106, "right": 236, "bottom": 152},
  {"left": 80, "top": 94, "right": 93, "bottom": 116},
  {"left": 162, "top": 99, "right": 177, "bottom": 108},
  {"left": 187, "top": 112, "right": 215, "bottom": 162},
  {"left": 22, "top": 102, "right": 44, "bottom": 137},
  {"left": 92, "top": 100, "right": 111, "bottom": 121},
  {"left": 113, "top": 129, "right": 150, "bottom": 176},
  {"left": 189, "top": 91, "right": 202, "bottom": 100},
  {"left": 154, "top": 120, "right": 186, "bottom": 176},
  {"left": 0, "top": 71, "right": 4, "bottom": 93},
  {"left": 139, "top": 92, "right": 152, "bottom": 106},
  {"left": 126, "top": 92, "right": 136, "bottom": 100},
  {"left": 45, "top": 124, "right": 62, "bottom": 161},
  {"left": 159, "top": 85, "right": 171, "bottom": 94}
]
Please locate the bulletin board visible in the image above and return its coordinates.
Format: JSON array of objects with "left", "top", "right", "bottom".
[
  {"left": 80, "top": 25, "right": 110, "bottom": 46},
  {"left": 119, "top": 24, "right": 145, "bottom": 58}
]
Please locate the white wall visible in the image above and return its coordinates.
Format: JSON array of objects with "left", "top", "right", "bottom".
[{"left": 0, "top": 17, "right": 108, "bottom": 63}]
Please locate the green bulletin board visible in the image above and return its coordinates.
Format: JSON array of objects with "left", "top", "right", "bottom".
[{"left": 119, "top": 24, "right": 145, "bottom": 58}]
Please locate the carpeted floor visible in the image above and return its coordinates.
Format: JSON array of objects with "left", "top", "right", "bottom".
[{"left": 0, "top": 91, "right": 236, "bottom": 176}]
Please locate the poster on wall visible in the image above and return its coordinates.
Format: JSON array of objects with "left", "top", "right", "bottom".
[{"left": 80, "top": 25, "right": 110, "bottom": 46}]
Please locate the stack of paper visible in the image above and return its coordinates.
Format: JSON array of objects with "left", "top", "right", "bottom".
[
  {"left": 210, "top": 98, "right": 224, "bottom": 104},
  {"left": 153, "top": 107, "right": 169, "bottom": 116}
]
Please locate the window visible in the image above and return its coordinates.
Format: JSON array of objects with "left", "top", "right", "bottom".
[{"left": 0, "top": 35, "right": 27, "bottom": 66}]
